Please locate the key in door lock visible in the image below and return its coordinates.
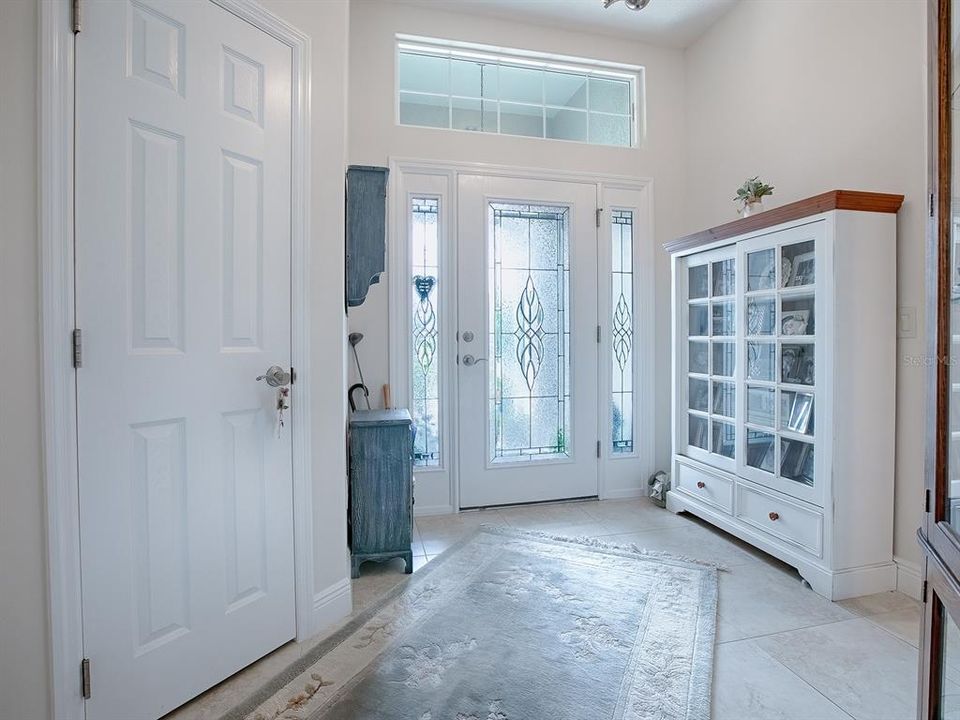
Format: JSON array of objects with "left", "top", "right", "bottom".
[{"left": 256, "top": 365, "right": 291, "bottom": 387}]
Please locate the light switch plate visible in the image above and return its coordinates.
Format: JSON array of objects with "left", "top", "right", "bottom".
[{"left": 898, "top": 306, "right": 917, "bottom": 339}]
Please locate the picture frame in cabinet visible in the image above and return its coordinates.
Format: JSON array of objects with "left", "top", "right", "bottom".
[{"left": 781, "top": 310, "right": 810, "bottom": 336}]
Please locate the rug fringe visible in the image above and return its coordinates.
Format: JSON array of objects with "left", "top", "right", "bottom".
[{"left": 479, "top": 524, "right": 729, "bottom": 572}]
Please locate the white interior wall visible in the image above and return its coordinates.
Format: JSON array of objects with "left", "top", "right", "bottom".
[
  {"left": 347, "top": 0, "right": 687, "bottom": 510},
  {"left": 682, "top": 0, "right": 928, "bottom": 570},
  {"left": 0, "top": 1, "right": 49, "bottom": 717},
  {"left": 258, "top": 0, "right": 353, "bottom": 632}
]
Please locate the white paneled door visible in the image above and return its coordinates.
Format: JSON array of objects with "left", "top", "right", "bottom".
[
  {"left": 75, "top": 2, "right": 295, "bottom": 717},
  {"left": 457, "top": 176, "right": 599, "bottom": 508}
]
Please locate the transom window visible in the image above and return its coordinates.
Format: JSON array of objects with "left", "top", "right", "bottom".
[{"left": 396, "top": 36, "right": 641, "bottom": 148}]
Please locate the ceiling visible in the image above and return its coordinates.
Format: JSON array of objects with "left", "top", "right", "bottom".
[{"left": 395, "top": 0, "right": 740, "bottom": 49}]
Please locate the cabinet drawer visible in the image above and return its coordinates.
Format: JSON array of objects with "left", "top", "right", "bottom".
[
  {"left": 736, "top": 483, "right": 822, "bottom": 556},
  {"left": 675, "top": 462, "right": 733, "bottom": 514}
]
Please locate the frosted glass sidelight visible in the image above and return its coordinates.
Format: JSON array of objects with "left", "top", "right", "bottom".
[
  {"left": 611, "top": 210, "right": 634, "bottom": 454},
  {"left": 410, "top": 198, "right": 442, "bottom": 466},
  {"left": 489, "top": 203, "right": 570, "bottom": 461}
]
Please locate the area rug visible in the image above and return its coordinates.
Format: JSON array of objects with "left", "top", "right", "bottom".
[{"left": 225, "top": 526, "right": 718, "bottom": 720}]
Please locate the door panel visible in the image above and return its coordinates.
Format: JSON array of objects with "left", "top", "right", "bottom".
[
  {"left": 76, "top": 2, "right": 295, "bottom": 717},
  {"left": 457, "top": 176, "right": 599, "bottom": 508}
]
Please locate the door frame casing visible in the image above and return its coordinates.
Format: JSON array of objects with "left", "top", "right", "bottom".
[
  {"left": 39, "top": 2, "right": 314, "bottom": 718},
  {"left": 387, "top": 158, "right": 655, "bottom": 514}
]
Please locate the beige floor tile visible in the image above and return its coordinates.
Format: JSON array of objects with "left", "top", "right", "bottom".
[
  {"left": 496, "top": 500, "right": 596, "bottom": 530},
  {"left": 351, "top": 558, "right": 412, "bottom": 613},
  {"left": 865, "top": 605, "right": 923, "bottom": 648},
  {"left": 713, "top": 639, "right": 853, "bottom": 720},
  {"left": 416, "top": 508, "right": 505, "bottom": 554},
  {"left": 581, "top": 497, "right": 692, "bottom": 531},
  {"left": 717, "top": 561, "right": 854, "bottom": 639},
  {"left": 838, "top": 591, "right": 920, "bottom": 618},
  {"left": 755, "top": 618, "right": 919, "bottom": 720},
  {"left": 607, "top": 520, "right": 766, "bottom": 568},
  {"left": 163, "top": 640, "right": 303, "bottom": 720}
]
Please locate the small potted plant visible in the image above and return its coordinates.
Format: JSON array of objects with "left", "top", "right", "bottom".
[{"left": 734, "top": 176, "right": 774, "bottom": 217}]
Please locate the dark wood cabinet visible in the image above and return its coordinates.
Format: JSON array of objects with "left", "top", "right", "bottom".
[
  {"left": 345, "top": 165, "right": 389, "bottom": 308},
  {"left": 348, "top": 409, "right": 414, "bottom": 578}
]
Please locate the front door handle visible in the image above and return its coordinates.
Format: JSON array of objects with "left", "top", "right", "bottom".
[
  {"left": 256, "top": 365, "right": 291, "bottom": 387},
  {"left": 461, "top": 354, "right": 487, "bottom": 367}
]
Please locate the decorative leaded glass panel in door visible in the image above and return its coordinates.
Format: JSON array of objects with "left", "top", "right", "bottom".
[
  {"left": 488, "top": 203, "right": 570, "bottom": 461},
  {"left": 611, "top": 210, "right": 634, "bottom": 454},
  {"left": 410, "top": 198, "right": 441, "bottom": 466}
]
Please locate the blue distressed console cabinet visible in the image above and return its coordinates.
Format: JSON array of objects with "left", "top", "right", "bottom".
[{"left": 349, "top": 409, "right": 414, "bottom": 578}]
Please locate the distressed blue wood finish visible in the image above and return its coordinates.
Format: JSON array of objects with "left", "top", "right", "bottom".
[
  {"left": 349, "top": 409, "right": 414, "bottom": 578},
  {"left": 345, "top": 165, "right": 389, "bottom": 308}
]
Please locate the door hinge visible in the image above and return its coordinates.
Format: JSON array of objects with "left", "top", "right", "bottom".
[
  {"left": 81, "top": 658, "right": 91, "bottom": 699},
  {"left": 596, "top": 440, "right": 601, "bottom": 458},
  {"left": 596, "top": 325, "right": 601, "bottom": 344},
  {"left": 72, "top": 0, "right": 82, "bottom": 33},
  {"left": 290, "top": 366, "right": 296, "bottom": 385},
  {"left": 72, "top": 329, "right": 82, "bottom": 368},
  {"left": 921, "top": 579, "right": 928, "bottom": 604},
  {"left": 595, "top": 207, "right": 602, "bottom": 228},
  {"left": 925, "top": 487, "right": 931, "bottom": 513},
  {"left": 930, "top": 192, "right": 935, "bottom": 218}
]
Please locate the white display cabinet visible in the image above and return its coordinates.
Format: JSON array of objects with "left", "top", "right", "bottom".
[{"left": 666, "top": 191, "right": 902, "bottom": 600}]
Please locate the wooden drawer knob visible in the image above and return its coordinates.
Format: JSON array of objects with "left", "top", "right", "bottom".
[
  {"left": 696, "top": 481, "right": 706, "bottom": 489},
  {"left": 768, "top": 511, "right": 780, "bottom": 521}
]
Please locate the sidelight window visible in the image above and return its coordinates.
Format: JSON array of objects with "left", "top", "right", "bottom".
[{"left": 410, "top": 197, "right": 441, "bottom": 467}]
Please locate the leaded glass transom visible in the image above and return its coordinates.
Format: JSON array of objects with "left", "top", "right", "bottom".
[
  {"left": 489, "top": 203, "right": 570, "bottom": 462},
  {"left": 411, "top": 197, "right": 441, "bottom": 466},
  {"left": 611, "top": 210, "right": 634, "bottom": 454}
]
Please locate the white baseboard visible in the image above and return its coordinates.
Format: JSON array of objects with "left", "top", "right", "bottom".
[
  {"left": 894, "top": 555, "right": 923, "bottom": 601},
  {"left": 310, "top": 577, "right": 351, "bottom": 637},
  {"left": 828, "top": 562, "right": 898, "bottom": 601},
  {"left": 602, "top": 487, "right": 646, "bottom": 501},
  {"left": 414, "top": 504, "right": 454, "bottom": 517}
]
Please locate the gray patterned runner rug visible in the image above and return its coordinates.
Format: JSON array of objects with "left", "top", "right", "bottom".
[{"left": 226, "top": 526, "right": 717, "bottom": 720}]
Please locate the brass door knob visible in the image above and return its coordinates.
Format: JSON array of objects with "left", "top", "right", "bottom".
[{"left": 768, "top": 511, "right": 780, "bottom": 521}]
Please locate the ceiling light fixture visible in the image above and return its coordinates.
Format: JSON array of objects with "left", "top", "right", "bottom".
[{"left": 602, "top": 0, "right": 652, "bottom": 9}]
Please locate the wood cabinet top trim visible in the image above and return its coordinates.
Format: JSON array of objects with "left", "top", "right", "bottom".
[{"left": 664, "top": 190, "right": 904, "bottom": 254}]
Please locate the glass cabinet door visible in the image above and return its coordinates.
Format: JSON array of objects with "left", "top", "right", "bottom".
[
  {"left": 684, "top": 251, "right": 737, "bottom": 468},
  {"left": 740, "top": 230, "right": 821, "bottom": 505},
  {"left": 919, "top": 3, "right": 960, "bottom": 717}
]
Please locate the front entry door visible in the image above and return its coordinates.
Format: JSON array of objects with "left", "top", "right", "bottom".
[
  {"left": 457, "top": 175, "right": 599, "bottom": 508},
  {"left": 76, "top": 2, "right": 295, "bottom": 717}
]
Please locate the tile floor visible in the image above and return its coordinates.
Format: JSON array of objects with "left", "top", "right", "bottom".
[{"left": 169, "top": 497, "right": 922, "bottom": 720}]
